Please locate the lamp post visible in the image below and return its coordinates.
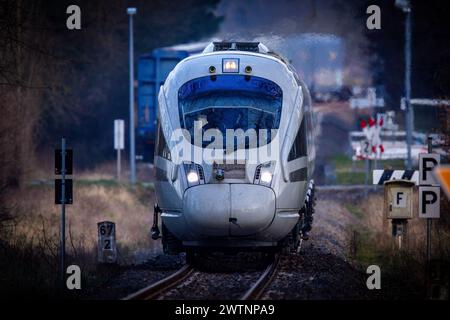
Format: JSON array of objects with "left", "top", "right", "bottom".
[
  {"left": 127, "top": 7, "right": 137, "bottom": 184},
  {"left": 395, "top": 0, "right": 413, "bottom": 170}
]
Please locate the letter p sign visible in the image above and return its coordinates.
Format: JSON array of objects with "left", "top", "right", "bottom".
[
  {"left": 419, "top": 186, "right": 440, "bottom": 219},
  {"left": 419, "top": 154, "right": 440, "bottom": 185}
]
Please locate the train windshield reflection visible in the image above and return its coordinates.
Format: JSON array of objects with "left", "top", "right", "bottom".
[{"left": 178, "top": 75, "right": 283, "bottom": 148}]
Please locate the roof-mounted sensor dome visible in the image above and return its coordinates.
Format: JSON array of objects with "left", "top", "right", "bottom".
[{"left": 202, "top": 42, "right": 269, "bottom": 54}]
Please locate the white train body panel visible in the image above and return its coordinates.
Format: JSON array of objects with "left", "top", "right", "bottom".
[{"left": 154, "top": 43, "right": 315, "bottom": 249}]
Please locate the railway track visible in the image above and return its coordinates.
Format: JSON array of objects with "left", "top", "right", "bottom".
[
  {"left": 123, "top": 264, "right": 194, "bottom": 300},
  {"left": 240, "top": 254, "right": 279, "bottom": 300},
  {"left": 124, "top": 255, "right": 279, "bottom": 300}
]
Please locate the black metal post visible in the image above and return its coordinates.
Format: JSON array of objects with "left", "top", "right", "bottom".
[
  {"left": 60, "top": 137, "right": 66, "bottom": 287},
  {"left": 426, "top": 136, "right": 432, "bottom": 262}
]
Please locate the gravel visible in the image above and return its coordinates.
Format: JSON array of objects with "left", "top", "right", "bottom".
[
  {"left": 86, "top": 253, "right": 184, "bottom": 300},
  {"left": 160, "top": 270, "right": 262, "bottom": 300},
  {"left": 262, "top": 245, "right": 377, "bottom": 300}
]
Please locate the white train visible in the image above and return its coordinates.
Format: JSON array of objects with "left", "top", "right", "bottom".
[{"left": 151, "top": 42, "right": 316, "bottom": 261}]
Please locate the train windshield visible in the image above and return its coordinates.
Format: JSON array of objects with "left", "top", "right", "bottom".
[{"left": 178, "top": 75, "right": 282, "bottom": 148}]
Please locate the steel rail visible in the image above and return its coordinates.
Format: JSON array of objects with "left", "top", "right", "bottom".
[
  {"left": 241, "top": 255, "right": 279, "bottom": 300},
  {"left": 123, "top": 264, "right": 194, "bottom": 300}
]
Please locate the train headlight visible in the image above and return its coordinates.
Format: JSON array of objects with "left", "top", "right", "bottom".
[
  {"left": 222, "top": 58, "right": 239, "bottom": 73},
  {"left": 254, "top": 161, "right": 275, "bottom": 187},
  {"left": 260, "top": 171, "right": 273, "bottom": 184},
  {"left": 187, "top": 171, "right": 199, "bottom": 184},
  {"left": 183, "top": 162, "right": 205, "bottom": 186}
]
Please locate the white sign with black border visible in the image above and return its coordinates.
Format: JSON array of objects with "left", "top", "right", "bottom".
[
  {"left": 419, "top": 153, "right": 440, "bottom": 185},
  {"left": 97, "top": 221, "right": 117, "bottom": 264},
  {"left": 419, "top": 186, "right": 440, "bottom": 219},
  {"left": 114, "top": 119, "right": 124, "bottom": 150}
]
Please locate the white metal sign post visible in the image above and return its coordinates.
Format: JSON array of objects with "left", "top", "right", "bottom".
[
  {"left": 419, "top": 137, "right": 441, "bottom": 262},
  {"left": 114, "top": 120, "right": 125, "bottom": 181},
  {"left": 360, "top": 116, "right": 384, "bottom": 195}
]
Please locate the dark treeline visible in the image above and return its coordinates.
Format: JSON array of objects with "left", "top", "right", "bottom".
[
  {"left": 360, "top": 0, "right": 450, "bottom": 107},
  {"left": 0, "top": 0, "right": 222, "bottom": 195}
]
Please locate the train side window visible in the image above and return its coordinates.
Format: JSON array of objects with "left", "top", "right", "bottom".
[
  {"left": 288, "top": 117, "right": 307, "bottom": 161},
  {"left": 156, "top": 122, "right": 171, "bottom": 161}
]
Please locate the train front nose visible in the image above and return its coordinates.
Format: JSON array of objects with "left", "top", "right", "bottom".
[{"left": 183, "top": 184, "right": 276, "bottom": 237}]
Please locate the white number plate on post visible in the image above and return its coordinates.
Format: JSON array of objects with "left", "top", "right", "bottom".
[{"left": 97, "top": 221, "right": 117, "bottom": 264}]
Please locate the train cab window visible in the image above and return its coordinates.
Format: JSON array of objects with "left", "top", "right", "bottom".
[
  {"left": 288, "top": 117, "right": 307, "bottom": 161},
  {"left": 156, "top": 122, "right": 171, "bottom": 160},
  {"left": 178, "top": 75, "right": 282, "bottom": 148}
]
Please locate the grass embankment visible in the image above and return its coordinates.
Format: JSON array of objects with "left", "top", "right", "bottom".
[
  {"left": 332, "top": 154, "right": 407, "bottom": 185},
  {"left": 344, "top": 191, "right": 450, "bottom": 299},
  {"left": 0, "top": 176, "right": 156, "bottom": 299}
]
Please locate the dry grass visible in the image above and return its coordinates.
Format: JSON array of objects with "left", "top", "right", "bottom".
[
  {"left": 0, "top": 163, "right": 158, "bottom": 298},
  {"left": 9, "top": 182, "right": 156, "bottom": 264},
  {"left": 344, "top": 189, "right": 450, "bottom": 299},
  {"left": 316, "top": 186, "right": 449, "bottom": 299},
  {"left": 361, "top": 191, "right": 450, "bottom": 261}
]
